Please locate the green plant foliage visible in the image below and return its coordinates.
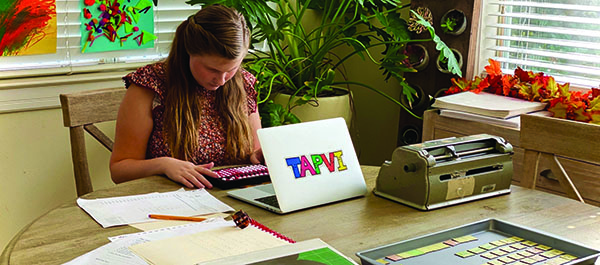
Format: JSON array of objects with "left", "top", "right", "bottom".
[
  {"left": 187, "top": 0, "right": 462, "bottom": 127},
  {"left": 258, "top": 100, "right": 302, "bottom": 127},
  {"left": 441, "top": 17, "right": 457, "bottom": 32},
  {"left": 412, "top": 10, "right": 461, "bottom": 77}
]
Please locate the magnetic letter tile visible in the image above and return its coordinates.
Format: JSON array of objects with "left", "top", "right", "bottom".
[
  {"left": 490, "top": 240, "right": 508, "bottom": 246},
  {"left": 375, "top": 258, "right": 390, "bottom": 264},
  {"left": 499, "top": 246, "right": 516, "bottom": 253},
  {"left": 385, "top": 254, "right": 402, "bottom": 261},
  {"left": 453, "top": 235, "right": 478, "bottom": 243},
  {"left": 501, "top": 238, "right": 516, "bottom": 244},
  {"left": 507, "top": 253, "right": 523, "bottom": 260},
  {"left": 468, "top": 247, "right": 487, "bottom": 254},
  {"left": 511, "top": 262, "right": 528, "bottom": 265},
  {"left": 443, "top": 239, "right": 459, "bottom": 246},
  {"left": 517, "top": 250, "right": 534, "bottom": 257},
  {"left": 490, "top": 249, "right": 508, "bottom": 256},
  {"left": 481, "top": 252, "right": 498, "bottom": 259},
  {"left": 455, "top": 250, "right": 475, "bottom": 258},
  {"left": 510, "top": 243, "right": 528, "bottom": 250},
  {"left": 544, "top": 257, "right": 570, "bottom": 265},
  {"left": 559, "top": 254, "right": 577, "bottom": 260},
  {"left": 508, "top": 236, "right": 524, "bottom": 242},
  {"left": 498, "top": 256, "right": 514, "bottom": 263},
  {"left": 520, "top": 258, "right": 537, "bottom": 264},
  {"left": 536, "top": 245, "right": 552, "bottom": 251},
  {"left": 480, "top": 243, "right": 496, "bottom": 250},
  {"left": 530, "top": 255, "right": 547, "bottom": 262},
  {"left": 417, "top": 242, "right": 449, "bottom": 253},
  {"left": 526, "top": 248, "right": 544, "bottom": 254},
  {"left": 397, "top": 249, "right": 424, "bottom": 259},
  {"left": 540, "top": 250, "right": 561, "bottom": 258}
]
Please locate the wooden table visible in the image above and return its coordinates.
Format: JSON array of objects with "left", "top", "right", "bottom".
[{"left": 2, "top": 166, "right": 600, "bottom": 264}]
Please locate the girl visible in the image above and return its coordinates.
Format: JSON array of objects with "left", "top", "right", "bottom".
[{"left": 110, "top": 5, "right": 262, "bottom": 189}]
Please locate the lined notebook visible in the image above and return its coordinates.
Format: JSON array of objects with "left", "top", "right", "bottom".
[
  {"left": 199, "top": 238, "right": 358, "bottom": 265},
  {"left": 129, "top": 219, "right": 294, "bottom": 265}
]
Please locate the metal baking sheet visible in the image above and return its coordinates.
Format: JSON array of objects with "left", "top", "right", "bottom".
[{"left": 356, "top": 219, "right": 599, "bottom": 265}]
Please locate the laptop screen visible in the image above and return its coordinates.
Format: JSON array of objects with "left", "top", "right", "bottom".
[{"left": 257, "top": 117, "right": 368, "bottom": 213}]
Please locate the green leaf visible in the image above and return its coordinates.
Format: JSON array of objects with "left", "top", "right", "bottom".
[
  {"left": 400, "top": 81, "right": 417, "bottom": 104},
  {"left": 258, "top": 100, "right": 301, "bottom": 127},
  {"left": 384, "top": 11, "right": 411, "bottom": 42}
]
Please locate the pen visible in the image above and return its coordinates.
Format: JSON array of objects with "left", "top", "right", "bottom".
[{"left": 148, "top": 214, "right": 207, "bottom": 222}]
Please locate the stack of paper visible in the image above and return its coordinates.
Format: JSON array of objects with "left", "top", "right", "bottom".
[
  {"left": 438, "top": 109, "right": 552, "bottom": 129},
  {"left": 77, "top": 188, "right": 234, "bottom": 228},
  {"left": 63, "top": 218, "right": 237, "bottom": 265},
  {"left": 431, "top": 92, "right": 549, "bottom": 128}
]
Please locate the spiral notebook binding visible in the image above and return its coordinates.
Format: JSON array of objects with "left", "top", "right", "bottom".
[{"left": 250, "top": 218, "right": 296, "bottom": 243}]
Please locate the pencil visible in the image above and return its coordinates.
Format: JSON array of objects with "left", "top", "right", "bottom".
[{"left": 148, "top": 214, "right": 206, "bottom": 222}]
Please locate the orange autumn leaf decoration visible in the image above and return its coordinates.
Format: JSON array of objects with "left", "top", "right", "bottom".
[
  {"left": 445, "top": 59, "right": 600, "bottom": 125},
  {"left": 484, "top": 58, "right": 502, "bottom": 76}
]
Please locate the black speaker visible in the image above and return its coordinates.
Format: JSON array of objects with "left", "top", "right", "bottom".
[{"left": 398, "top": 124, "right": 422, "bottom": 146}]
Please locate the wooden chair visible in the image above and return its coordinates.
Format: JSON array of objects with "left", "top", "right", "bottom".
[
  {"left": 60, "top": 87, "right": 126, "bottom": 196},
  {"left": 520, "top": 114, "right": 600, "bottom": 204}
]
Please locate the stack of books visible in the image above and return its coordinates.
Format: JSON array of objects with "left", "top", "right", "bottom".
[{"left": 431, "top": 92, "right": 550, "bottom": 129}]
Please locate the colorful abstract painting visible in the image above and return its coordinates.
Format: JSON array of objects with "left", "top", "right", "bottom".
[
  {"left": 0, "top": 0, "right": 57, "bottom": 56},
  {"left": 80, "top": 0, "right": 156, "bottom": 53}
]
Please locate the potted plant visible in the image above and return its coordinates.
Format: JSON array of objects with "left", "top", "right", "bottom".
[
  {"left": 440, "top": 9, "right": 467, "bottom": 35},
  {"left": 436, "top": 48, "right": 463, "bottom": 74},
  {"left": 186, "top": 0, "right": 462, "bottom": 127}
]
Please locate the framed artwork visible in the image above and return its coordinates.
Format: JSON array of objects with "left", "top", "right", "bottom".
[
  {"left": 80, "top": 0, "right": 156, "bottom": 53},
  {"left": 0, "top": 0, "right": 57, "bottom": 56}
]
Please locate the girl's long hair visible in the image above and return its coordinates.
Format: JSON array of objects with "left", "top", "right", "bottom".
[{"left": 164, "top": 5, "right": 252, "bottom": 164}]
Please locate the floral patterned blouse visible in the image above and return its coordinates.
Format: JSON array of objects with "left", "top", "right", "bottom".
[{"left": 122, "top": 62, "right": 257, "bottom": 166}]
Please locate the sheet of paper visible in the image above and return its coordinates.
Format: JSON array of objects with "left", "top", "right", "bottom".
[
  {"left": 110, "top": 218, "right": 234, "bottom": 242},
  {"left": 129, "top": 225, "right": 291, "bottom": 265},
  {"left": 77, "top": 189, "right": 234, "bottom": 228},
  {"left": 63, "top": 236, "right": 150, "bottom": 265},
  {"left": 64, "top": 218, "right": 234, "bottom": 265}
]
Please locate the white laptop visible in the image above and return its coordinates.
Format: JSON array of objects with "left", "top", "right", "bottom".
[{"left": 227, "top": 117, "right": 368, "bottom": 214}]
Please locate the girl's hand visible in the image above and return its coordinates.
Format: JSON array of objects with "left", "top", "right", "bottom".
[{"left": 161, "top": 157, "right": 218, "bottom": 189}]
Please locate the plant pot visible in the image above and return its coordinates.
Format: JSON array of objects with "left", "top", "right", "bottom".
[
  {"left": 436, "top": 48, "right": 463, "bottom": 74},
  {"left": 440, "top": 9, "right": 467, "bottom": 36},
  {"left": 272, "top": 90, "right": 353, "bottom": 127},
  {"left": 404, "top": 43, "right": 429, "bottom": 71}
]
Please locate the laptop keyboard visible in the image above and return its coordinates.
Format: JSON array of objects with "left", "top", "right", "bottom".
[{"left": 255, "top": 195, "right": 280, "bottom": 208}]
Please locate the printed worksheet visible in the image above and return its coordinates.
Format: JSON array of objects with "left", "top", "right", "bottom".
[
  {"left": 63, "top": 218, "right": 234, "bottom": 265},
  {"left": 77, "top": 189, "right": 234, "bottom": 228}
]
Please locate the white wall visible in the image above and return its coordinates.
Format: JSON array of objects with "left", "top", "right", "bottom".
[{"left": 0, "top": 108, "right": 115, "bottom": 252}]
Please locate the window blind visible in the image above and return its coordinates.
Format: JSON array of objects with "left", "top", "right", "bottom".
[
  {"left": 0, "top": 0, "right": 201, "bottom": 79},
  {"left": 482, "top": 0, "right": 600, "bottom": 89}
]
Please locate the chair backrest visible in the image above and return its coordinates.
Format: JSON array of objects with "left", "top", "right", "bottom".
[{"left": 60, "top": 87, "right": 126, "bottom": 196}]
